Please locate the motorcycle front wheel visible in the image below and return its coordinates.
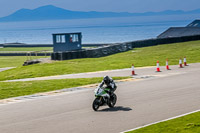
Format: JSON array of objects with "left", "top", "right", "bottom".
[{"left": 92, "top": 97, "right": 100, "bottom": 111}]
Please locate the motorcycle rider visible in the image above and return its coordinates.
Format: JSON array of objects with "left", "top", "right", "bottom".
[{"left": 98, "top": 76, "right": 117, "bottom": 96}]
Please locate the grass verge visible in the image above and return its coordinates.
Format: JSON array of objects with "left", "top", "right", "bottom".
[
  {"left": 127, "top": 111, "right": 200, "bottom": 133},
  {"left": 0, "top": 76, "right": 129, "bottom": 100},
  {"left": 0, "top": 56, "right": 49, "bottom": 68},
  {"left": 0, "top": 40, "right": 200, "bottom": 81}
]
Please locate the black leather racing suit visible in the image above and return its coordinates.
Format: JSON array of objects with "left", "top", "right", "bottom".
[{"left": 98, "top": 77, "right": 117, "bottom": 95}]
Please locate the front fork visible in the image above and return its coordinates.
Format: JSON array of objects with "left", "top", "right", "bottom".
[{"left": 96, "top": 96, "right": 110, "bottom": 105}]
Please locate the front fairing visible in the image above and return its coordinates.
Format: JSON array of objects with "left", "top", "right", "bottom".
[{"left": 94, "top": 87, "right": 109, "bottom": 97}]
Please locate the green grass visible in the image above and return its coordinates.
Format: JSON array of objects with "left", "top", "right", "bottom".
[
  {"left": 127, "top": 112, "right": 200, "bottom": 133},
  {"left": 0, "top": 76, "right": 129, "bottom": 99},
  {"left": 0, "top": 40, "right": 200, "bottom": 81},
  {"left": 0, "top": 47, "right": 53, "bottom": 52},
  {"left": 0, "top": 56, "right": 50, "bottom": 68}
]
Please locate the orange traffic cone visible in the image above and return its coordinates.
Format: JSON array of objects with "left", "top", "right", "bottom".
[
  {"left": 156, "top": 61, "right": 161, "bottom": 72},
  {"left": 179, "top": 58, "right": 183, "bottom": 68},
  {"left": 184, "top": 56, "right": 187, "bottom": 66},
  {"left": 131, "top": 64, "right": 136, "bottom": 75},
  {"left": 166, "top": 59, "right": 170, "bottom": 70}
]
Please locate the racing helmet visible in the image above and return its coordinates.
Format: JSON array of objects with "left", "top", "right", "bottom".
[{"left": 103, "top": 76, "right": 110, "bottom": 84}]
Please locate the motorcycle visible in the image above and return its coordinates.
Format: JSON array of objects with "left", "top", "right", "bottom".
[{"left": 92, "top": 87, "right": 117, "bottom": 111}]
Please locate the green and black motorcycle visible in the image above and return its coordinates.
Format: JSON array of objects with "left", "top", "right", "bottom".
[{"left": 92, "top": 87, "right": 117, "bottom": 111}]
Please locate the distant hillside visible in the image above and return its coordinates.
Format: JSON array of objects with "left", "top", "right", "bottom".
[{"left": 0, "top": 5, "right": 200, "bottom": 22}]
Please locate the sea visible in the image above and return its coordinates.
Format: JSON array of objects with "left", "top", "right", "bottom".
[{"left": 0, "top": 14, "right": 198, "bottom": 44}]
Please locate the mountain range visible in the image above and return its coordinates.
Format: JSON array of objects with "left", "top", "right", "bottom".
[{"left": 0, "top": 5, "right": 200, "bottom": 22}]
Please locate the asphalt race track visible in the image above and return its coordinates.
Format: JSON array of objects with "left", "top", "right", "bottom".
[{"left": 0, "top": 63, "right": 200, "bottom": 133}]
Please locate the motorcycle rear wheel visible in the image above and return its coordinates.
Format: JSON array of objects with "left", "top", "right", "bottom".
[{"left": 108, "top": 93, "right": 117, "bottom": 108}]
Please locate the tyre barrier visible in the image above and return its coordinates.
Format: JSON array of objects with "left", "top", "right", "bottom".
[{"left": 51, "top": 43, "right": 133, "bottom": 60}]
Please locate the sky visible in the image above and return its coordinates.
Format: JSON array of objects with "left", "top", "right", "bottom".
[{"left": 0, "top": 0, "right": 200, "bottom": 17}]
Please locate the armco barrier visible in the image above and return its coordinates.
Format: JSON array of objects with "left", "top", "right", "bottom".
[
  {"left": 3, "top": 44, "right": 53, "bottom": 48},
  {"left": 0, "top": 53, "right": 51, "bottom": 56},
  {"left": 51, "top": 35, "right": 200, "bottom": 60},
  {"left": 1, "top": 43, "right": 107, "bottom": 48}
]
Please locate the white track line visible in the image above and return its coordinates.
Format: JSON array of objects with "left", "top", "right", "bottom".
[{"left": 121, "top": 109, "right": 200, "bottom": 133}]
